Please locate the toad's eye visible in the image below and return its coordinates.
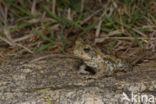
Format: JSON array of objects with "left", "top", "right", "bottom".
[{"left": 83, "top": 47, "right": 90, "bottom": 52}]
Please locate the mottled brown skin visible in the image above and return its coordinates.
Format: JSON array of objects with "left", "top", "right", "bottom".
[{"left": 73, "top": 38, "right": 131, "bottom": 78}]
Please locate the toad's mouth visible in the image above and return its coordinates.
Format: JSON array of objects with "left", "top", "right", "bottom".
[{"left": 79, "top": 63, "right": 97, "bottom": 75}]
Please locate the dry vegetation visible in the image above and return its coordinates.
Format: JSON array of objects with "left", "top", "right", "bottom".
[{"left": 0, "top": 0, "right": 156, "bottom": 62}]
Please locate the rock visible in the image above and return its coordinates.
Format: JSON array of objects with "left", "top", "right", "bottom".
[{"left": 0, "top": 55, "right": 156, "bottom": 104}]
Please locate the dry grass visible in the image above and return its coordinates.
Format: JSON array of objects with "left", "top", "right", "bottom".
[{"left": 0, "top": 0, "right": 156, "bottom": 61}]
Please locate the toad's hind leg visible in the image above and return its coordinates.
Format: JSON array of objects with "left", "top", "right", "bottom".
[{"left": 94, "top": 63, "right": 112, "bottom": 78}]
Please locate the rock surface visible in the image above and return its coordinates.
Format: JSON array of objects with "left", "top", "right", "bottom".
[{"left": 0, "top": 55, "right": 156, "bottom": 104}]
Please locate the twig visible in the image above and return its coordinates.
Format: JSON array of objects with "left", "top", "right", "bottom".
[
  {"left": 16, "top": 44, "right": 34, "bottom": 54},
  {"left": 100, "top": 36, "right": 156, "bottom": 40},
  {"left": 81, "top": 0, "right": 85, "bottom": 13},
  {"left": 132, "top": 28, "right": 147, "bottom": 37},
  {"left": 108, "top": 30, "right": 124, "bottom": 36},
  {"left": 4, "top": 5, "right": 8, "bottom": 25},
  {"left": 67, "top": 8, "right": 72, "bottom": 21},
  {"left": 95, "top": 10, "right": 105, "bottom": 38},
  {"left": 0, "top": 35, "right": 14, "bottom": 46},
  {"left": 52, "top": 0, "right": 56, "bottom": 15},
  {"left": 3, "top": 28, "right": 16, "bottom": 45},
  {"left": 31, "top": 0, "right": 37, "bottom": 15},
  {"left": 14, "top": 34, "right": 34, "bottom": 42},
  {"left": 0, "top": 35, "right": 33, "bottom": 54},
  {"left": 80, "top": 8, "right": 103, "bottom": 25}
]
